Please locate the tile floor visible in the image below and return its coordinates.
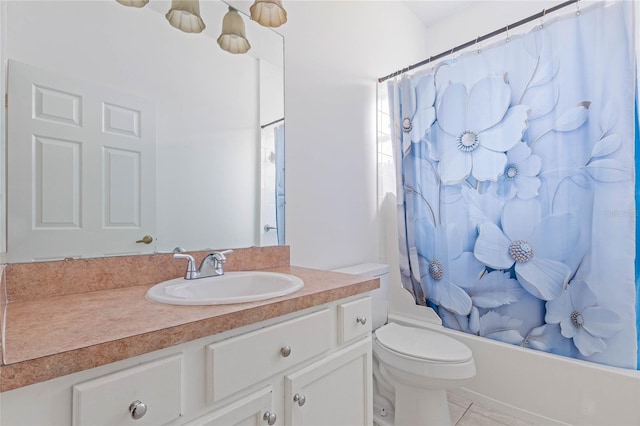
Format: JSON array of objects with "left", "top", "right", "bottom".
[{"left": 448, "top": 391, "right": 536, "bottom": 426}]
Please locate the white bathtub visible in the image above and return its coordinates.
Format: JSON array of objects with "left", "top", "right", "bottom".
[{"left": 387, "top": 279, "right": 640, "bottom": 426}]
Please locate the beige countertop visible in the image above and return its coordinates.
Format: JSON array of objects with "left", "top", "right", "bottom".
[{"left": 0, "top": 265, "right": 378, "bottom": 392}]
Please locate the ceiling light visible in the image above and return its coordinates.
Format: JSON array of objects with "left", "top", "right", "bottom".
[
  {"left": 115, "top": 0, "right": 149, "bottom": 7},
  {"left": 217, "top": 8, "right": 251, "bottom": 54},
  {"left": 166, "top": 0, "right": 206, "bottom": 33},
  {"left": 250, "top": 0, "right": 287, "bottom": 28}
]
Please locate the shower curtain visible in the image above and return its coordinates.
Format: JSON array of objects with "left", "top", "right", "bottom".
[{"left": 388, "top": 1, "right": 639, "bottom": 369}]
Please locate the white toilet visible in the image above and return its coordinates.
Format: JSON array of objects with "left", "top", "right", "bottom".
[{"left": 334, "top": 263, "right": 476, "bottom": 426}]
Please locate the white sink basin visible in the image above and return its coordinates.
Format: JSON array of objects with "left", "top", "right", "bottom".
[{"left": 146, "top": 271, "right": 304, "bottom": 305}]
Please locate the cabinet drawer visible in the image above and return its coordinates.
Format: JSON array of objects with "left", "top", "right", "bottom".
[
  {"left": 207, "top": 309, "right": 331, "bottom": 403},
  {"left": 72, "top": 355, "right": 182, "bottom": 426},
  {"left": 338, "top": 296, "right": 372, "bottom": 344}
]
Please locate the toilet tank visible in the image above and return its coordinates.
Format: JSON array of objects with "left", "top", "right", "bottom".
[{"left": 332, "top": 263, "right": 390, "bottom": 330}]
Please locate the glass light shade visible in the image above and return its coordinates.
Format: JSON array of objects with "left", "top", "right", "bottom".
[
  {"left": 115, "top": 0, "right": 149, "bottom": 7},
  {"left": 217, "top": 9, "right": 251, "bottom": 54},
  {"left": 166, "top": 0, "right": 206, "bottom": 33},
  {"left": 249, "top": 0, "right": 287, "bottom": 28}
]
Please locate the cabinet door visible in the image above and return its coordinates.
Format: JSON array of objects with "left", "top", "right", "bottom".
[
  {"left": 186, "top": 387, "right": 275, "bottom": 426},
  {"left": 284, "top": 338, "right": 372, "bottom": 426}
]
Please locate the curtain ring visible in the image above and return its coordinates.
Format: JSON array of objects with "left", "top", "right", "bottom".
[
  {"left": 476, "top": 35, "right": 481, "bottom": 53},
  {"left": 576, "top": 0, "right": 581, "bottom": 16},
  {"left": 428, "top": 56, "right": 435, "bottom": 71},
  {"left": 505, "top": 25, "right": 510, "bottom": 43},
  {"left": 539, "top": 9, "right": 546, "bottom": 29}
]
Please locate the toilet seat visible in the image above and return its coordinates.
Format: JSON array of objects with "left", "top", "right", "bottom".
[{"left": 374, "top": 322, "right": 472, "bottom": 363}]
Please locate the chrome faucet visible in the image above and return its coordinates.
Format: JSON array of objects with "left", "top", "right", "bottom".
[{"left": 173, "top": 250, "right": 233, "bottom": 280}]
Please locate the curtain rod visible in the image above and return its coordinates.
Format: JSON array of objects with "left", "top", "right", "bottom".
[
  {"left": 261, "top": 117, "right": 284, "bottom": 129},
  {"left": 378, "top": 0, "right": 579, "bottom": 83}
]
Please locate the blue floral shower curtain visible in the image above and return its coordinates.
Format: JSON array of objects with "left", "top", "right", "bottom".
[{"left": 389, "top": 1, "right": 638, "bottom": 369}]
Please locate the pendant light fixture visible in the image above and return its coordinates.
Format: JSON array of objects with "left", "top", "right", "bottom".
[
  {"left": 166, "top": 0, "right": 206, "bottom": 33},
  {"left": 217, "top": 7, "right": 251, "bottom": 54},
  {"left": 115, "top": 0, "right": 149, "bottom": 7},
  {"left": 249, "top": 0, "right": 287, "bottom": 28}
]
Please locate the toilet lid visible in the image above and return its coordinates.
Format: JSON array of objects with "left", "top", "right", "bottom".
[{"left": 375, "top": 322, "right": 472, "bottom": 363}]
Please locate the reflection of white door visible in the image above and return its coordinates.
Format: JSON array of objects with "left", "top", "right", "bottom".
[
  {"left": 260, "top": 126, "right": 278, "bottom": 247},
  {"left": 7, "top": 60, "right": 156, "bottom": 261}
]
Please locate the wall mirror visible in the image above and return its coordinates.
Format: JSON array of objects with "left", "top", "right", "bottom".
[{"left": 1, "top": 0, "right": 285, "bottom": 263}]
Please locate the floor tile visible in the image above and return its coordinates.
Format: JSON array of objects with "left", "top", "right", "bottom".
[
  {"left": 456, "top": 410, "right": 509, "bottom": 426},
  {"left": 447, "top": 391, "right": 473, "bottom": 409},
  {"left": 468, "top": 402, "right": 535, "bottom": 426},
  {"left": 449, "top": 402, "right": 468, "bottom": 425}
]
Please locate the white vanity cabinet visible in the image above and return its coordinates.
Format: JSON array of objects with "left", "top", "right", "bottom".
[{"left": 0, "top": 295, "right": 373, "bottom": 426}]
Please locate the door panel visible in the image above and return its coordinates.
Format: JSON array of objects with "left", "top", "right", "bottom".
[
  {"left": 34, "top": 135, "right": 81, "bottom": 228},
  {"left": 103, "top": 147, "right": 141, "bottom": 227}
]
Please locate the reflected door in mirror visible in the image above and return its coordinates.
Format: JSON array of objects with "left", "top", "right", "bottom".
[{"left": 7, "top": 60, "right": 156, "bottom": 262}]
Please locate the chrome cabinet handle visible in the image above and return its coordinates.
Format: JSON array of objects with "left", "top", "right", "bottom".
[
  {"left": 293, "top": 393, "right": 306, "bottom": 406},
  {"left": 263, "top": 411, "right": 277, "bottom": 425},
  {"left": 280, "top": 346, "right": 291, "bottom": 357},
  {"left": 356, "top": 316, "right": 367, "bottom": 325},
  {"left": 129, "top": 400, "right": 147, "bottom": 420}
]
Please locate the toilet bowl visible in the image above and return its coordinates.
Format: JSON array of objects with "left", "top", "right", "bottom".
[
  {"left": 373, "top": 322, "right": 475, "bottom": 425},
  {"left": 333, "top": 263, "right": 476, "bottom": 426}
]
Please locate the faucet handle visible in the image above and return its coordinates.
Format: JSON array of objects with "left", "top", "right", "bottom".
[
  {"left": 210, "top": 250, "right": 233, "bottom": 269},
  {"left": 212, "top": 249, "right": 233, "bottom": 262},
  {"left": 173, "top": 253, "right": 198, "bottom": 279}
]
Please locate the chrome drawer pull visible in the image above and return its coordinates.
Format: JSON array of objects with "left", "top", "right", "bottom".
[
  {"left": 293, "top": 393, "right": 306, "bottom": 406},
  {"left": 356, "top": 316, "right": 367, "bottom": 325},
  {"left": 129, "top": 400, "right": 147, "bottom": 420},
  {"left": 280, "top": 346, "right": 292, "bottom": 357},
  {"left": 263, "top": 411, "right": 277, "bottom": 425}
]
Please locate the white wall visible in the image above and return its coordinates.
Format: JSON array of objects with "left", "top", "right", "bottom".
[
  {"left": 419, "top": 0, "right": 576, "bottom": 56},
  {"left": 279, "top": 1, "right": 431, "bottom": 269}
]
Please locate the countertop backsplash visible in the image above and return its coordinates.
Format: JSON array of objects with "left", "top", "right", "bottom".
[{"left": 4, "top": 246, "right": 290, "bottom": 302}]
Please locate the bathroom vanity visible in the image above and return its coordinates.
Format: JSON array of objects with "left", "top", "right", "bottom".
[{"left": 0, "top": 247, "right": 377, "bottom": 425}]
